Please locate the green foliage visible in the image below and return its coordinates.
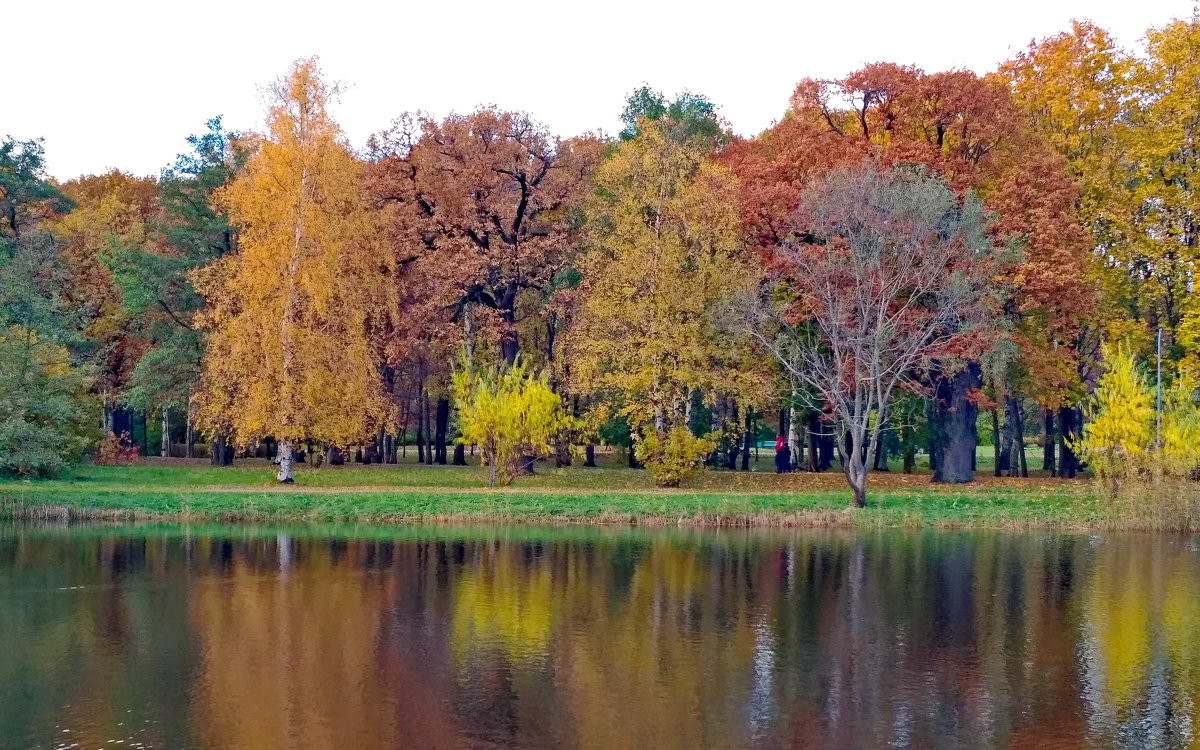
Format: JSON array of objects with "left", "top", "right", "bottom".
[
  {"left": 453, "top": 358, "right": 572, "bottom": 487},
  {"left": 634, "top": 426, "right": 717, "bottom": 487},
  {"left": 619, "top": 86, "right": 726, "bottom": 147},
  {"left": 597, "top": 415, "right": 634, "bottom": 447},
  {"left": 107, "top": 118, "right": 241, "bottom": 411},
  {"left": 0, "top": 325, "right": 97, "bottom": 478},
  {"left": 0, "top": 138, "right": 79, "bottom": 346}
]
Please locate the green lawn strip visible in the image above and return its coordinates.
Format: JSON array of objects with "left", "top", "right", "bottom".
[
  {"left": 0, "top": 486, "right": 1093, "bottom": 527},
  {"left": 0, "top": 461, "right": 1102, "bottom": 527}
]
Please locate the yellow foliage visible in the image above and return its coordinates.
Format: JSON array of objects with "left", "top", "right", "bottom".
[
  {"left": 453, "top": 357, "right": 571, "bottom": 487},
  {"left": 633, "top": 426, "right": 716, "bottom": 487},
  {"left": 1077, "top": 343, "right": 1153, "bottom": 479},
  {"left": 193, "top": 59, "right": 393, "bottom": 448},
  {"left": 1079, "top": 343, "right": 1200, "bottom": 525},
  {"left": 568, "top": 117, "right": 764, "bottom": 452},
  {"left": 1160, "top": 374, "right": 1200, "bottom": 477}
]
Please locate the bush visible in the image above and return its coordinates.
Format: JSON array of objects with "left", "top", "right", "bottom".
[
  {"left": 453, "top": 358, "right": 573, "bottom": 487},
  {"left": 94, "top": 431, "right": 140, "bottom": 465},
  {"left": 634, "top": 426, "right": 717, "bottom": 487}
]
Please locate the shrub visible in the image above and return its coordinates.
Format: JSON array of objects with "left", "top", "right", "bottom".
[
  {"left": 94, "top": 431, "right": 140, "bottom": 466},
  {"left": 634, "top": 426, "right": 717, "bottom": 487},
  {"left": 453, "top": 358, "right": 573, "bottom": 487}
]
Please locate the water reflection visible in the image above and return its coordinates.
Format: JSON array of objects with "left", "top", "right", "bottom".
[{"left": 0, "top": 524, "right": 1197, "bottom": 749}]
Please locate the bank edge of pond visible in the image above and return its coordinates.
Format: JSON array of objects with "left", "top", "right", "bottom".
[{"left": 0, "top": 484, "right": 1163, "bottom": 531}]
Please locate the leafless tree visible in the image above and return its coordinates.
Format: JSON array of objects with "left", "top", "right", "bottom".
[{"left": 744, "top": 165, "right": 1004, "bottom": 507}]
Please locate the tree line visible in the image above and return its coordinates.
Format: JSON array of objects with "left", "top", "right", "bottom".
[{"left": 3, "top": 16, "right": 1200, "bottom": 503}]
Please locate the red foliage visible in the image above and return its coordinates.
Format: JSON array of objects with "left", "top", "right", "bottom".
[
  {"left": 725, "top": 63, "right": 1095, "bottom": 403},
  {"left": 94, "top": 431, "right": 140, "bottom": 465}
]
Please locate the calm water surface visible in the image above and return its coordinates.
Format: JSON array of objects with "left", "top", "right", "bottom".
[{"left": 1, "top": 523, "right": 1198, "bottom": 749}]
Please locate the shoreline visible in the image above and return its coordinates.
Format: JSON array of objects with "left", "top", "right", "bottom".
[{"left": 0, "top": 462, "right": 1191, "bottom": 532}]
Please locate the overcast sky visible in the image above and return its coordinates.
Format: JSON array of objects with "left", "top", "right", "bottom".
[{"left": 8, "top": 0, "right": 1193, "bottom": 180}]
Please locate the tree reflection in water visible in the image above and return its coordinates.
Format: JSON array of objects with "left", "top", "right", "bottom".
[{"left": 0, "top": 524, "right": 1197, "bottom": 749}]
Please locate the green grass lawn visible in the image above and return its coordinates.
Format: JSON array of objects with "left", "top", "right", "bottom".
[{"left": 0, "top": 451, "right": 1102, "bottom": 529}]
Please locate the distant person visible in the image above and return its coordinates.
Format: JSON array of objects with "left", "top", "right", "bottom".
[{"left": 774, "top": 434, "right": 791, "bottom": 473}]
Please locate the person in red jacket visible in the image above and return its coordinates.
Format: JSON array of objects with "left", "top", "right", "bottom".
[{"left": 774, "top": 434, "right": 791, "bottom": 473}]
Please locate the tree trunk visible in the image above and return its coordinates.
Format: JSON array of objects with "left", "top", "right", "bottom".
[
  {"left": 434, "top": 398, "right": 449, "bottom": 465},
  {"left": 902, "top": 438, "right": 915, "bottom": 474},
  {"left": 806, "top": 412, "right": 820, "bottom": 472},
  {"left": 787, "top": 403, "right": 800, "bottom": 472},
  {"left": 276, "top": 441, "right": 294, "bottom": 483},
  {"left": 1042, "top": 409, "right": 1056, "bottom": 476},
  {"left": 160, "top": 405, "right": 170, "bottom": 458},
  {"left": 872, "top": 406, "right": 889, "bottom": 472},
  {"left": 992, "top": 407, "right": 1002, "bottom": 478},
  {"left": 848, "top": 470, "right": 867, "bottom": 508},
  {"left": 452, "top": 443, "right": 466, "bottom": 466},
  {"left": 416, "top": 393, "right": 426, "bottom": 464},
  {"left": 185, "top": 409, "right": 195, "bottom": 459},
  {"left": 707, "top": 395, "right": 723, "bottom": 468},
  {"left": 1059, "top": 406, "right": 1079, "bottom": 478},
  {"left": 1009, "top": 396, "right": 1028, "bottom": 478},
  {"left": 499, "top": 297, "right": 519, "bottom": 367},
  {"left": 326, "top": 445, "right": 344, "bottom": 465},
  {"left": 741, "top": 411, "right": 752, "bottom": 471},
  {"left": 384, "top": 433, "right": 396, "bottom": 464},
  {"left": 843, "top": 422, "right": 870, "bottom": 508},
  {"left": 997, "top": 395, "right": 1014, "bottom": 472},
  {"left": 584, "top": 444, "right": 596, "bottom": 467},
  {"left": 726, "top": 403, "right": 740, "bottom": 470},
  {"left": 931, "top": 363, "right": 980, "bottom": 484},
  {"left": 817, "top": 418, "right": 834, "bottom": 471},
  {"left": 210, "top": 432, "right": 233, "bottom": 466},
  {"left": 554, "top": 441, "right": 572, "bottom": 467},
  {"left": 1005, "top": 395, "right": 1020, "bottom": 478},
  {"left": 424, "top": 392, "right": 434, "bottom": 466}
]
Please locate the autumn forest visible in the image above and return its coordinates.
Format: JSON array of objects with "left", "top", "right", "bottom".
[{"left": 5, "top": 17, "right": 1200, "bottom": 509}]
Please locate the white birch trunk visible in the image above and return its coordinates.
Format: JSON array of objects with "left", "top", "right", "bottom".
[
  {"left": 787, "top": 401, "right": 800, "bottom": 471},
  {"left": 277, "top": 441, "right": 294, "bottom": 483},
  {"left": 161, "top": 405, "right": 170, "bottom": 458}
]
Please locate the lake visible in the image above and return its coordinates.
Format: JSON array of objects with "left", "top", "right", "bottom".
[{"left": 1, "top": 523, "right": 1197, "bottom": 749}]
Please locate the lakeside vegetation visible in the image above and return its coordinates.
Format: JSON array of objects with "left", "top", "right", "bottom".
[{"left": 0, "top": 455, "right": 1109, "bottom": 529}]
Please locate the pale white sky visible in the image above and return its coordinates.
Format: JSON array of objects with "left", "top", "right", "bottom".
[{"left": 8, "top": 0, "right": 1194, "bottom": 179}]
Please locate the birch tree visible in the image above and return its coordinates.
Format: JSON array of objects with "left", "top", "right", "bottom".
[{"left": 194, "top": 59, "right": 392, "bottom": 481}]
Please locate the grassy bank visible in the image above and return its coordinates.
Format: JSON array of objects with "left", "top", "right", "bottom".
[{"left": 0, "top": 456, "right": 1113, "bottom": 529}]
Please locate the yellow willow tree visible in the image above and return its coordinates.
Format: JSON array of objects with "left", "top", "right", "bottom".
[
  {"left": 193, "top": 59, "right": 392, "bottom": 481},
  {"left": 567, "top": 117, "right": 762, "bottom": 486}
]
